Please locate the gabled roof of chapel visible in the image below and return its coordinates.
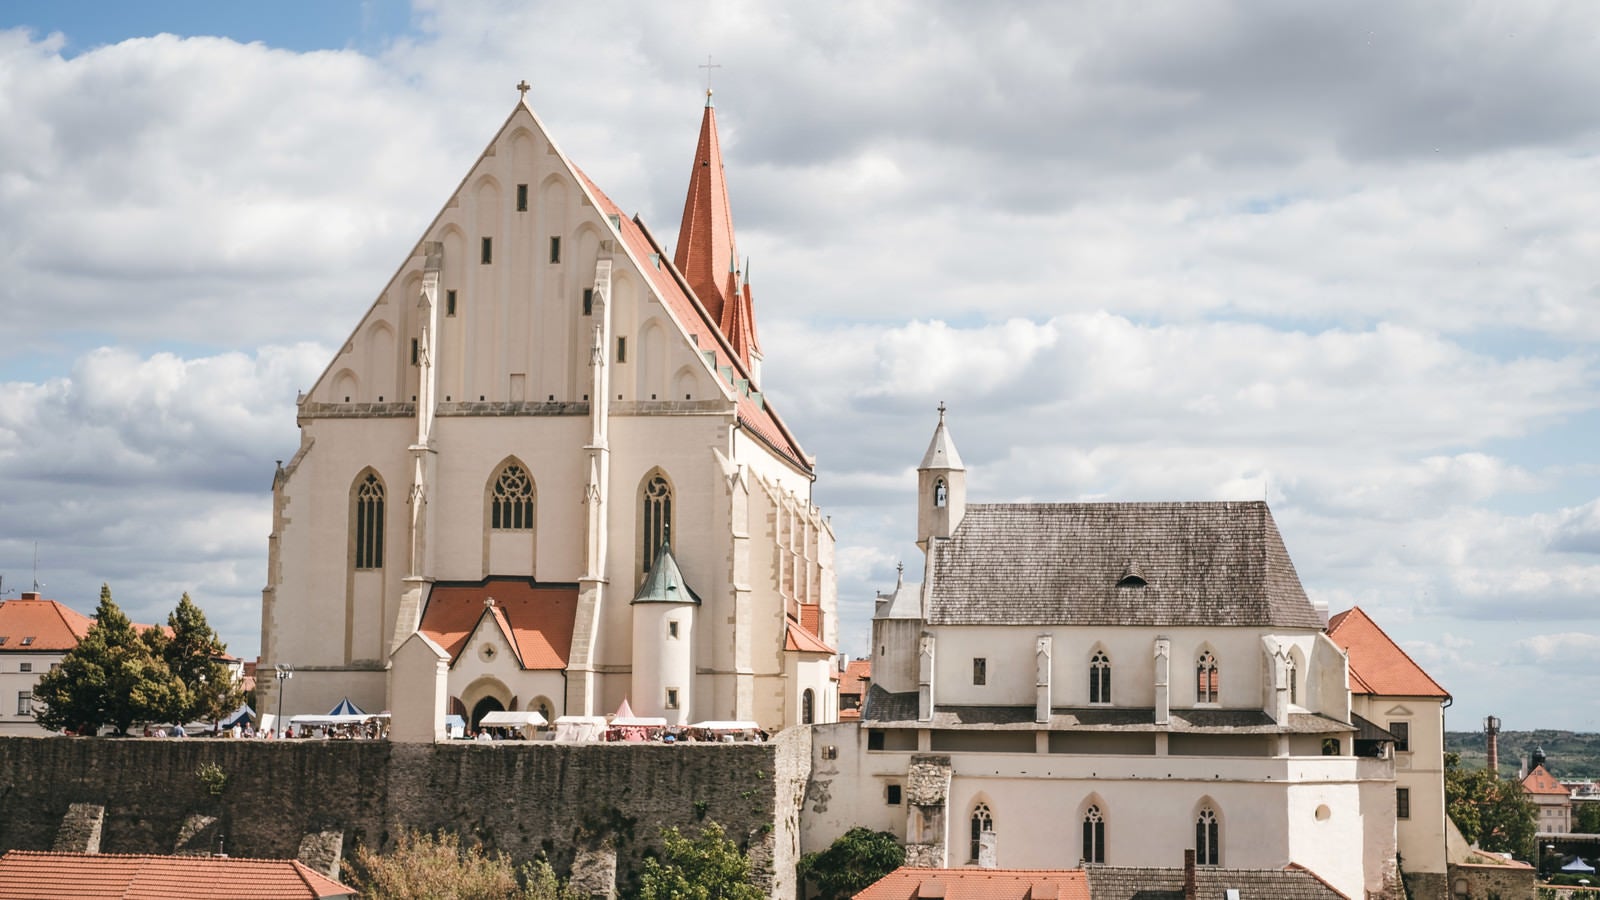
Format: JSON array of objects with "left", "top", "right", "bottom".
[
  {"left": 1326, "top": 606, "right": 1448, "bottom": 698},
  {"left": 926, "top": 501, "right": 1321, "bottom": 628},
  {"left": 418, "top": 579, "right": 577, "bottom": 670}
]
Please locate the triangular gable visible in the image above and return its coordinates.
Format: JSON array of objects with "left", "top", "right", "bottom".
[
  {"left": 1326, "top": 607, "right": 1449, "bottom": 698},
  {"left": 461, "top": 602, "right": 524, "bottom": 669},
  {"left": 417, "top": 579, "right": 577, "bottom": 670},
  {"left": 299, "top": 96, "right": 811, "bottom": 473}
]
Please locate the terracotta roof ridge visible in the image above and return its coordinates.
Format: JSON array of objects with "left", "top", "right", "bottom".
[{"left": 1331, "top": 605, "right": 1449, "bottom": 698}]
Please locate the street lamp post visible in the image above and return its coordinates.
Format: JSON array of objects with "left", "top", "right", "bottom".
[{"left": 274, "top": 664, "right": 293, "bottom": 738}]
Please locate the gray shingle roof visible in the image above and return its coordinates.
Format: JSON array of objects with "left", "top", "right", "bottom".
[
  {"left": 1085, "top": 865, "right": 1350, "bottom": 900},
  {"left": 928, "top": 501, "right": 1320, "bottom": 629}
]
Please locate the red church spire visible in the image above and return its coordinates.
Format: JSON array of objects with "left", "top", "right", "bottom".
[{"left": 674, "top": 91, "right": 761, "bottom": 373}]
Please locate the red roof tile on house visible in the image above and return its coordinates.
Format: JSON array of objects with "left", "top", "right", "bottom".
[
  {"left": 1523, "top": 764, "right": 1569, "bottom": 796},
  {"left": 854, "top": 867, "right": 1090, "bottom": 900},
  {"left": 1326, "top": 606, "right": 1449, "bottom": 698},
  {"left": 0, "top": 850, "right": 354, "bottom": 899},
  {"left": 418, "top": 580, "right": 578, "bottom": 669},
  {"left": 0, "top": 595, "right": 93, "bottom": 651},
  {"left": 785, "top": 620, "right": 836, "bottom": 655},
  {"left": 841, "top": 658, "right": 872, "bottom": 693}
]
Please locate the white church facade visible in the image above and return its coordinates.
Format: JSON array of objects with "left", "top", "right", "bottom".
[
  {"left": 258, "top": 90, "right": 838, "bottom": 733},
  {"left": 803, "top": 411, "right": 1438, "bottom": 900}
]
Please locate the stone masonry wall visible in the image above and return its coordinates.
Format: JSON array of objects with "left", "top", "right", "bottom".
[{"left": 0, "top": 737, "right": 790, "bottom": 897}]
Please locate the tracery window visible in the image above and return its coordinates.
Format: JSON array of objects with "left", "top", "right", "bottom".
[
  {"left": 641, "top": 473, "right": 673, "bottom": 574},
  {"left": 1196, "top": 650, "right": 1219, "bottom": 704},
  {"left": 1082, "top": 804, "right": 1105, "bottom": 864},
  {"left": 491, "top": 463, "right": 534, "bottom": 530},
  {"left": 354, "top": 472, "right": 385, "bottom": 570},
  {"left": 1089, "top": 650, "right": 1111, "bottom": 704},
  {"left": 1196, "top": 807, "right": 1220, "bottom": 866},
  {"left": 970, "top": 802, "right": 994, "bottom": 863}
]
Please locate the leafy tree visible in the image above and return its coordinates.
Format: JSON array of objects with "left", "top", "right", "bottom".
[
  {"left": 1573, "top": 802, "right": 1600, "bottom": 834},
  {"left": 33, "top": 584, "right": 183, "bottom": 735},
  {"left": 798, "top": 827, "right": 903, "bottom": 899},
  {"left": 637, "top": 822, "right": 764, "bottom": 900},
  {"left": 1445, "top": 751, "right": 1538, "bottom": 861},
  {"left": 343, "top": 830, "right": 582, "bottom": 900},
  {"left": 154, "top": 592, "right": 243, "bottom": 724}
]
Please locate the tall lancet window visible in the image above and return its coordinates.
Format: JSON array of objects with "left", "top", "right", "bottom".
[
  {"left": 933, "top": 478, "right": 948, "bottom": 508},
  {"left": 354, "top": 472, "right": 385, "bottom": 570},
  {"left": 1089, "top": 650, "right": 1112, "bottom": 705},
  {"left": 970, "top": 802, "right": 994, "bottom": 863},
  {"left": 1082, "top": 805, "right": 1106, "bottom": 864},
  {"left": 491, "top": 463, "right": 535, "bottom": 531},
  {"left": 641, "top": 472, "right": 673, "bottom": 574},
  {"left": 1196, "top": 650, "right": 1219, "bottom": 704},
  {"left": 1196, "top": 807, "right": 1220, "bottom": 865},
  {"left": 1285, "top": 655, "right": 1298, "bottom": 705}
]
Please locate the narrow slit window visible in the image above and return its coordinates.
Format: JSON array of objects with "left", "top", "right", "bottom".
[
  {"left": 481, "top": 236, "right": 493, "bottom": 264},
  {"left": 583, "top": 288, "right": 593, "bottom": 316},
  {"left": 617, "top": 336, "right": 627, "bottom": 363},
  {"left": 973, "top": 657, "right": 987, "bottom": 686},
  {"left": 665, "top": 688, "right": 679, "bottom": 710},
  {"left": 410, "top": 339, "right": 419, "bottom": 365},
  {"left": 668, "top": 620, "right": 680, "bottom": 639},
  {"left": 549, "top": 236, "right": 561, "bottom": 263},
  {"left": 516, "top": 183, "right": 528, "bottom": 211},
  {"left": 446, "top": 289, "right": 457, "bottom": 317}
]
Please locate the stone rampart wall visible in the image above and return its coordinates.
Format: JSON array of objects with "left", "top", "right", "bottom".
[{"left": 0, "top": 735, "right": 799, "bottom": 896}]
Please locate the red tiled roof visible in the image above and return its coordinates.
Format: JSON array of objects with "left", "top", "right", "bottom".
[
  {"left": 418, "top": 580, "right": 578, "bottom": 669},
  {"left": 0, "top": 850, "right": 353, "bottom": 899},
  {"left": 1523, "top": 764, "right": 1569, "bottom": 796},
  {"left": 0, "top": 596, "right": 93, "bottom": 650},
  {"left": 785, "top": 620, "right": 836, "bottom": 655},
  {"left": 855, "top": 867, "right": 1090, "bottom": 900},
  {"left": 841, "top": 658, "right": 872, "bottom": 694},
  {"left": 1326, "top": 607, "right": 1449, "bottom": 698}
]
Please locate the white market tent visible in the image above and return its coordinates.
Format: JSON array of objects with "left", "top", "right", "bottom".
[
  {"left": 553, "top": 715, "right": 607, "bottom": 742},
  {"left": 610, "top": 715, "right": 668, "bottom": 727},
  {"left": 477, "top": 710, "right": 548, "bottom": 738}
]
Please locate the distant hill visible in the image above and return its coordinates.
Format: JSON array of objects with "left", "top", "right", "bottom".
[{"left": 1445, "top": 730, "right": 1600, "bottom": 780}]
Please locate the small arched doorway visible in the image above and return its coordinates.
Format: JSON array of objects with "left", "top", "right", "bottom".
[{"left": 471, "top": 695, "right": 505, "bottom": 731}]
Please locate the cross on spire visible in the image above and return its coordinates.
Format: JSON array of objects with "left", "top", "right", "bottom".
[
  {"left": 516, "top": 79, "right": 530, "bottom": 99},
  {"left": 699, "top": 55, "right": 722, "bottom": 99},
  {"left": 938, "top": 401, "right": 947, "bottom": 422}
]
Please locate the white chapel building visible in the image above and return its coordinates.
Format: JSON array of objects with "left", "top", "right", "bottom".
[
  {"left": 258, "top": 89, "right": 838, "bottom": 732},
  {"left": 804, "top": 411, "right": 1442, "bottom": 900}
]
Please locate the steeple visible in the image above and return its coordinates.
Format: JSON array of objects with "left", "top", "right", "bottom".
[
  {"left": 917, "top": 403, "right": 967, "bottom": 553},
  {"left": 675, "top": 92, "right": 762, "bottom": 380}
]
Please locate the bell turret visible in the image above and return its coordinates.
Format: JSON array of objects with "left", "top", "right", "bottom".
[{"left": 917, "top": 403, "right": 966, "bottom": 553}]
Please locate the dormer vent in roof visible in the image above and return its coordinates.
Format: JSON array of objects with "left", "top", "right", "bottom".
[{"left": 1118, "top": 560, "right": 1149, "bottom": 588}]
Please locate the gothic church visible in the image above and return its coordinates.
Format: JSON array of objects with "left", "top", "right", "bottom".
[{"left": 259, "top": 88, "right": 838, "bottom": 732}]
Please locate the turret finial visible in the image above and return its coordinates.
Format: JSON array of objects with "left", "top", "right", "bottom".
[{"left": 516, "top": 80, "right": 530, "bottom": 99}]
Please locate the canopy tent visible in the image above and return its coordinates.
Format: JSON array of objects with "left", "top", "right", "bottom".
[
  {"left": 478, "top": 710, "right": 548, "bottom": 728},
  {"left": 609, "top": 698, "right": 665, "bottom": 728},
  {"left": 1563, "top": 859, "right": 1597, "bottom": 874},
  {"left": 553, "top": 715, "right": 607, "bottom": 742},
  {"left": 219, "top": 703, "right": 255, "bottom": 729},
  {"left": 445, "top": 714, "right": 467, "bottom": 739},
  {"left": 328, "top": 697, "right": 366, "bottom": 717}
]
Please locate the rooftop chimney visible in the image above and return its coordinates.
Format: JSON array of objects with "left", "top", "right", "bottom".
[
  {"left": 1184, "top": 849, "right": 1197, "bottom": 900},
  {"left": 20, "top": 591, "right": 40, "bottom": 600}
]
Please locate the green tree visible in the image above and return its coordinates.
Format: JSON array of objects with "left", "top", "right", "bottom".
[
  {"left": 637, "top": 822, "right": 764, "bottom": 900},
  {"left": 798, "top": 827, "right": 903, "bottom": 900},
  {"left": 32, "top": 584, "right": 183, "bottom": 735},
  {"left": 155, "top": 593, "right": 243, "bottom": 724},
  {"left": 1445, "top": 751, "right": 1538, "bottom": 861},
  {"left": 343, "top": 830, "right": 582, "bottom": 900},
  {"left": 1573, "top": 802, "right": 1600, "bottom": 834}
]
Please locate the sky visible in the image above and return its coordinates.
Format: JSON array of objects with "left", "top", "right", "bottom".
[{"left": 1, "top": 1, "right": 1597, "bottom": 733}]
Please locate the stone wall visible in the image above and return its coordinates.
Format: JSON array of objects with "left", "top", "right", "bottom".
[
  {"left": 1445, "top": 861, "right": 1537, "bottom": 900},
  {"left": 0, "top": 736, "right": 796, "bottom": 897}
]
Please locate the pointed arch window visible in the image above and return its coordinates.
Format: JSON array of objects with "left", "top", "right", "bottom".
[
  {"left": 1082, "top": 804, "right": 1105, "bottom": 864},
  {"left": 1285, "top": 655, "right": 1298, "bottom": 706},
  {"left": 1089, "top": 650, "right": 1111, "bottom": 705},
  {"left": 1196, "top": 650, "right": 1219, "bottom": 704},
  {"left": 933, "top": 478, "right": 948, "bottom": 508},
  {"left": 354, "top": 472, "right": 385, "bottom": 570},
  {"left": 641, "top": 473, "right": 673, "bottom": 574},
  {"left": 491, "top": 463, "right": 535, "bottom": 531},
  {"left": 970, "top": 802, "right": 994, "bottom": 863},
  {"left": 802, "top": 688, "right": 815, "bottom": 725},
  {"left": 1196, "top": 807, "right": 1220, "bottom": 865}
]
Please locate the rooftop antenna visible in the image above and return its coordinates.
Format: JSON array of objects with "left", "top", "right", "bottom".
[
  {"left": 0, "top": 574, "right": 13, "bottom": 598},
  {"left": 31, "top": 543, "right": 43, "bottom": 593}
]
